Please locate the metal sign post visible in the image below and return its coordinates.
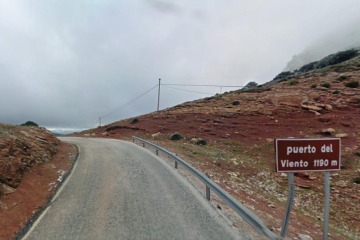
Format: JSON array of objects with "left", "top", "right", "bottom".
[
  {"left": 280, "top": 173, "right": 295, "bottom": 238},
  {"left": 275, "top": 138, "right": 341, "bottom": 239},
  {"left": 323, "top": 172, "right": 330, "bottom": 240}
]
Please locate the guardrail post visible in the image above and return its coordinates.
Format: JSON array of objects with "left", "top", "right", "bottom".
[
  {"left": 206, "top": 186, "right": 211, "bottom": 201},
  {"left": 155, "top": 149, "right": 159, "bottom": 155},
  {"left": 205, "top": 173, "right": 211, "bottom": 201},
  {"left": 142, "top": 143, "right": 145, "bottom": 147},
  {"left": 174, "top": 153, "right": 178, "bottom": 169}
]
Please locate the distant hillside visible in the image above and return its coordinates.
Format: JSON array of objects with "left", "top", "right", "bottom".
[
  {"left": 284, "top": 23, "right": 360, "bottom": 72},
  {"left": 79, "top": 48, "right": 360, "bottom": 146},
  {"left": 274, "top": 48, "right": 360, "bottom": 82},
  {"left": 76, "top": 47, "right": 360, "bottom": 239},
  {"left": 284, "top": 45, "right": 360, "bottom": 72}
]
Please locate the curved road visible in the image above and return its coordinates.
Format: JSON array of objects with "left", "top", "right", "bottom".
[{"left": 23, "top": 137, "right": 248, "bottom": 240}]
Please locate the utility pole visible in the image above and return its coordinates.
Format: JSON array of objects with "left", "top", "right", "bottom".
[
  {"left": 99, "top": 117, "right": 102, "bottom": 127},
  {"left": 157, "top": 78, "right": 161, "bottom": 111}
]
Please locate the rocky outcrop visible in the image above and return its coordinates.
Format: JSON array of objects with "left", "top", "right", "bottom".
[
  {"left": 0, "top": 124, "right": 59, "bottom": 193},
  {"left": 274, "top": 49, "right": 360, "bottom": 82}
]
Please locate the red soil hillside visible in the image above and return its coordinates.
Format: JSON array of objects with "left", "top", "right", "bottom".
[
  {"left": 0, "top": 123, "right": 76, "bottom": 239},
  {"left": 77, "top": 54, "right": 360, "bottom": 239}
]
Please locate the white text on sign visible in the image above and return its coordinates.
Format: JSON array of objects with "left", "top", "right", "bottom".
[{"left": 286, "top": 144, "right": 333, "bottom": 155}]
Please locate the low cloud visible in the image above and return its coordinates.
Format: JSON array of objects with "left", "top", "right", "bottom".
[
  {"left": 145, "top": 0, "right": 182, "bottom": 14},
  {"left": 1, "top": 0, "right": 359, "bottom": 129}
]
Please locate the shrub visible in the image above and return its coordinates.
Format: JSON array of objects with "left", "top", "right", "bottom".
[
  {"left": 299, "top": 61, "right": 317, "bottom": 72},
  {"left": 344, "top": 81, "right": 359, "bottom": 88},
  {"left": 310, "top": 84, "right": 317, "bottom": 88},
  {"left": 273, "top": 71, "right": 292, "bottom": 81},
  {"left": 170, "top": 132, "right": 183, "bottom": 141},
  {"left": 232, "top": 100, "right": 240, "bottom": 106},
  {"left": 353, "top": 176, "right": 360, "bottom": 184},
  {"left": 316, "top": 49, "right": 359, "bottom": 69},
  {"left": 321, "top": 82, "right": 331, "bottom": 88},
  {"left": 106, "top": 125, "right": 121, "bottom": 132},
  {"left": 241, "top": 81, "right": 258, "bottom": 91},
  {"left": 289, "top": 80, "right": 299, "bottom": 85},
  {"left": 278, "top": 78, "right": 289, "bottom": 83},
  {"left": 296, "top": 49, "right": 359, "bottom": 74},
  {"left": 332, "top": 90, "right": 341, "bottom": 94},
  {"left": 336, "top": 75, "right": 348, "bottom": 81},
  {"left": 130, "top": 118, "right": 139, "bottom": 124},
  {"left": 197, "top": 139, "right": 207, "bottom": 145},
  {"left": 20, "top": 121, "right": 39, "bottom": 127}
]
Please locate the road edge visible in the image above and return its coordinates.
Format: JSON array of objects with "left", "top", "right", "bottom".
[{"left": 16, "top": 142, "right": 81, "bottom": 240}]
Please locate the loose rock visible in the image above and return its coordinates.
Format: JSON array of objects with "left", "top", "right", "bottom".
[
  {"left": 335, "top": 133, "right": 348, "bottom": 138},
  {"left": 297, "top": 233, "right": 313, "bottom": 240},
  {"left": 321, "top": 128, "right": 336, "bottom": 135},
  {"left": 301, "top": 104, "right": 322, "bottom": 112}
]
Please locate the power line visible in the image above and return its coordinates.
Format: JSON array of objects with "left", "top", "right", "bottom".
[
  {"left": 162, "top": 85, "right": 214, "bottom": 95},
  {"left": 97, "top": 81, "right": 244, "bottom": 126},
  {"left": 101, "top": 84, "right": 158, "bottom": 119},
  {"left": 162, "top": 83, "right": 244, "bottom": 88}
]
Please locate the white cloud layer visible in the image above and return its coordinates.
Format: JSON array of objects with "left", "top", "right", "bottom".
[{"left": 1, "top": 0, "right": 360, "bottom": 128}]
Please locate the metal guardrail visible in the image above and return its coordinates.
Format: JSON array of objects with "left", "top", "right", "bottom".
[{"left": 132, "top": 136, "right": 279, "bottom": 240}]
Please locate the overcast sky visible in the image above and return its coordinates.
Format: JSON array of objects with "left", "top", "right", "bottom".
[{"left": 1, "top": 0, "right": 360, "bottom": 131}]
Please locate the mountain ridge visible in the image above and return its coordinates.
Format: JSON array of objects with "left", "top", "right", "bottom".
[{"left": 76, "top": 48, "right": 360, "bottom": 239}]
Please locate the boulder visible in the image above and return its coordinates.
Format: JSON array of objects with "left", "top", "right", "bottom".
[
  {"left": 321, "top": 128, "right": 336, "bottom": 135},
  {"left": 324, "top": 104, "right": 333, "bottom": 111},
  {"left": 335, "top": 133, "right": 349, "bottom": 138},
  {"left": 301, "top": 104, "right": 322, "bottom": 112},
  {"left": 297, "top": 234, "right": 313, "bottom": 240},
  {"left": 151, "top": 132, "right": 161, "bottom": 139},
  {"left": 227, "top": 172, "right": 237, "bottom": 178},
  {"left": 0, "top": 183, "right": 16, "bottom": 194},
  {"left": 276, "top": 95, "right": 303, "bottom": 107},
  {"left": 310, "top": 110, "right": 321, "bottom": 116},
  {"left": 190, "top": 138, "right": 207, "bottom": 145}
]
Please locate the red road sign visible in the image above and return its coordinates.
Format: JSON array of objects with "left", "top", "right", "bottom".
[{"left": 275, "top": 138, "right": 341, "bottom": 172}]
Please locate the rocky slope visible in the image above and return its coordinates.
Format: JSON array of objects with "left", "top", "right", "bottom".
[
  {"left": 0, "top": 123, "right": 76, "bottom": 239},
  {"left": 76, "top": 52, "right": 360, "bottom": 239},
  {"left": 274, "top": 48, "right": 360, "bottom": 82},
  {"left": 0, "top": 124, "right": 60, "bottom": 194}
]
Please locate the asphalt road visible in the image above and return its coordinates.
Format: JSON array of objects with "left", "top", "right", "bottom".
[{"left": 23, "top": 137, "right": 248, "bottom": 240}]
